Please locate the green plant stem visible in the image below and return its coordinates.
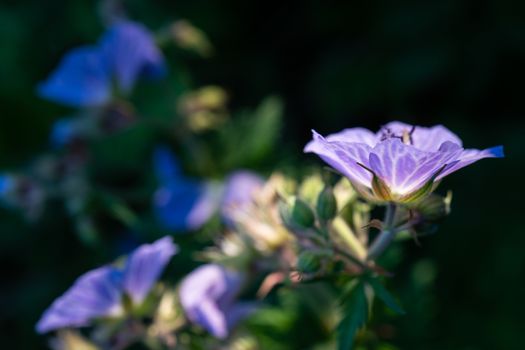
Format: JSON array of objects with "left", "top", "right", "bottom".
[{"left": 367, "top": 202, "right": 397, "bottom": 260}]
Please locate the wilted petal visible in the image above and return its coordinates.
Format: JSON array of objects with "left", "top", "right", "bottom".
[
  {"left": 436, "top": 145, "right": 504, "bottom": 180},
  {"left": 304, "top": 130, "right": 373, "bottom": 188},
  {"left": 38, "top": 47, "right": 111, "bottom": 107},
  {"left": 220, "top": 171, "right": 264, "bottom": 225},
  {"left": 369, "top": 139, "right": 462, "bottom": 195},
  {"left": 100, "top": 21, "right": 166, "bottom": 93},
  {"left": 379, "top": 121, "right": 463, "bottom": 151},
  {"left": 122, "top": 236, "right": 178, "bottom": 304},
  {"left": 36, "top": 266, "right": 123, "bottom": 333},
  {"left": 180, "top": 264, "right": 245, "bottom": 339}
]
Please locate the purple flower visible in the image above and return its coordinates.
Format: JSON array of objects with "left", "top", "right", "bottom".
[
  {"left": 305, "top": 121, "right": 503, "bottom": 203},
  {"left": 220, "top": 171, "right": 264, "bottom": 226},
  {"left": 36, "top": 236, "right": 177, "bottom": 333},
  {"left": 38, "top": 21, "right": 166, "bottom": 108},
  {"left": 153, "top": 147, "right": 222, "bottom": 231},
  {"left": 179, "top": 264, "right": 254, "bottom": 339}
]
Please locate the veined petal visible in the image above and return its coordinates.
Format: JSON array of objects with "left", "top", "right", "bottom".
[
  {"left": 379, "top": 121, "right": 463, "bottom": 151},
  {"left": 36, "top": 266, "right": 123, "bottom": 333},
  {"left": 322, "top": 127, "right": 377, "bottom": 147},
  {"left": 38, "top": 46, "right": 111, "bottom": 107},
  {"left": 369, "top": 139, "right": 462, "bottom": 196},
  {"left": 304, "top": 130, "right": 373, "bottom": 189},
  {"left": 122, "top": 236, "right": 178, "bottom": 305},
  {"left": 100, "top": 20, "right": 166, "bottom": 93},
  {"left": 436, "top": 145, "right": 504, "bottom": 180}
]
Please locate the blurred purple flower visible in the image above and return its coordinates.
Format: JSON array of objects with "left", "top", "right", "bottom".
[
  {"left": 36, "top": 236, "right": 177, "bottom": 333},
  {"left": 179, "top": 264, "right": 255, "bottom": 339},
  {"left": 220, "top": 171, "right": 264, "bottom": 226},
  {"left": 153, "top": 147, "right": 222, "bottom": 231},
  {"left": 38, "top": 21, "right": 166, "bottom": 108},
  {"left": 305, "top": 121, "right": 503, "bottom": 202}
]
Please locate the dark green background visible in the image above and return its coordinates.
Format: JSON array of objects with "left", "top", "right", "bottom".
[{"left": 0, "top": 1, "right": 524, "bottom": 349}]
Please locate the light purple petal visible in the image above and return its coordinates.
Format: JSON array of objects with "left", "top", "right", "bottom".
[
  {"left": 322, "top": 127, "right": 377, "bottom": 147},
  {"left": 36, "top": 266, "right": 123, "bottom": 333},
  {"left": 100, "top": 20, "right": 166, "bottom": 93},
  {"left": 122, "top": 236, "right": 178, "bottom": 304},
  {"left": 179, "top": 264, "right": 244, "bottom": 339},
  {"left": 436, "top": 145, "right": 504, "bottom": 180},
  {"left": 304, "top": 130, "right": 373, "bottom": 188},
  {"left": 379, "top": 121, "right": 463, "bottom": 151},
  {"left": 369, "top": 139, "right": 463, "bottom": 195},
  {"left": 220, "top": 171, "right": 264, "bottom": 225},
  {"left": 38, "top": 46, "right": 111, "bottom": 107}
]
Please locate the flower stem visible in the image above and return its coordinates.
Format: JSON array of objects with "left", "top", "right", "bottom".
[{"left": 367, "top": 202, "right": 397, "bottom": 261}]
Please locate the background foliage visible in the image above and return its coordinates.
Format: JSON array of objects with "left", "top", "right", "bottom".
[{"left": 0, "top": 0, "right": 524, "bottom": 349}]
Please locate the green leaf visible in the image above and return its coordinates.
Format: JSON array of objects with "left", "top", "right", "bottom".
[
  {"left": 337, "top": 281, "right": 368, "bottom": 350},
  {"left": 367, "top": 277, "right": 405, "bottom": 315}
]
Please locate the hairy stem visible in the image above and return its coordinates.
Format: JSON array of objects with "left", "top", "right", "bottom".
[{"left": 367, "top": 202, "right": 397, "bottom": 260}]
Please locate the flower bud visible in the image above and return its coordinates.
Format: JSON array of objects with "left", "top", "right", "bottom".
[
  {"left": 316, "top": 186, "right": 337, "bottom": 221},
  {"left": 296, "top": 251, "right": 322, "bottom": 274},
  {"left": 291, "top": 198, "right": 315, "bottom": 228}
]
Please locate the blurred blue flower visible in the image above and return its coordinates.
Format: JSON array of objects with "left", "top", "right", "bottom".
[
  {"left": 220, "top": 170, "right": 264, "bottom": 226},
  {"left": 179, "top": 264, "right": 255, "bottom": 339},
  {"left": 36, "top": 236, "right": 177, "bottom": 333},
  {"left": 49, "top": 119, "right": 78, "bottom": 147},
  {"left": 153, "top": 147, "right": 222, "bottom": 231},
  {"left": 38, "top": 21, "right": 166, "bottom": 108}
]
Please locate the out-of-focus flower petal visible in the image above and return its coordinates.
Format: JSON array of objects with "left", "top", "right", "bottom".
[
  {"left": 38, "top": 47, "right": 111, "bottom": 107},
  {"left": 369, "top": 139, "right": 462, "bottom": 195},
  {"left": 154, "top": 180, "right": 221, "bottom": 231},
  {"left": 36, "top": 267, "right": 123, "bottom": 333},
  {"left": 152, "top": 146, "right": 182, "bottom": 183},
  {"left": 304, "top": 130, "right": 372, "bottom": 188},
  {"left": 220, "top": 171, "right": 264, "bottom": 225},
  {"left": 49, "top": 119, "right": 77, "bottom": 148},
  {"left": 100, "top": 21, "right": 166, "bottom": 93},
  {"left": 179, "top": 264, "right": 245, "bottom": 339},
  {"left": 122, "top": 236, "right": 178, "bottom": 304},
  {"left": 436, "top": 145, "right": 504, "bottom": 180}
]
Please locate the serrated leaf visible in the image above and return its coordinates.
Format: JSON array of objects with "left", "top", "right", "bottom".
[
  {"left": 367, "top": 277, "right": 405, "bottom": 315},
  {"left": 337, "top": 281, "right": 368, "bottom": 350}
]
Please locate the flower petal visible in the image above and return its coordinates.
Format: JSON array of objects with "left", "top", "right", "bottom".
[
  {"left": 220, "top": 171, "right": 264, "bottom": 226},
  {"left": 304, "top": 130, "right": 373, "bottom": 188},
  {"left": 436, "top": 145, "right": 504, "bottom": 180},
  {"left": 152, "top": 146, "right": 182, "bottom": 183},
  {"left": 122, "top": 236, "right": 178, "bottom": 304},
  {"left": 36, "top": 266, "right": 123, "bottom": 333},
  {"left": 322, "top": 127, "right": 377, "bottom": 147},
  {"left": 38, "top": 47, "right": 111, "bottom": 107},
  {"left": 379, "top": 121, "right": 463, "bottom": 151},
  {"left": 100, "top": 21, "right": 166, "bottom": 93},
  {"left": 369, "top": 139, "right": 462, "bottom": 196},
  {"left": 179, "top": 264, "right": 244, "bottom": 339}
]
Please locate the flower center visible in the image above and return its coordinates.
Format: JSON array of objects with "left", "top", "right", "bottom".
[{"left": 379, "top": 126, "right": 416, "bottom": 145}]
